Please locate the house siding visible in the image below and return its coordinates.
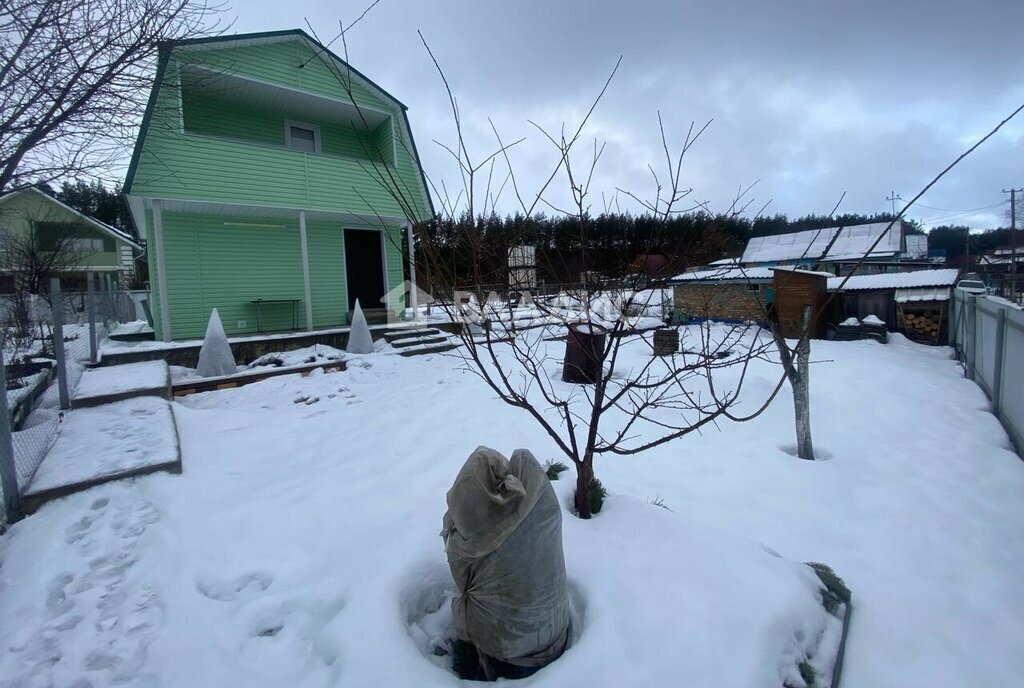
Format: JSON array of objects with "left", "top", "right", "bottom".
[
  {"left": 130, "top": 38, "right": 430, "bottom": 220},
  {"left": 151, "top": 210, "right": 405, "bottom": 340},
  {"left": 182, "top": 90, "right": 387, "bottom": 162}
]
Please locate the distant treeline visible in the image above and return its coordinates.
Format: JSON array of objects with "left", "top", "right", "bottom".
[{"left": 28, "top": 181, "right": 1016, "bottom": 276}]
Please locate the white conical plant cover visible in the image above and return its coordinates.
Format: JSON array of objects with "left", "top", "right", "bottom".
[
  {"left": 196, "top": 308, "right": 237, "bottom": 377},
  {"left": 346, "top": 299, "right": 375, "bottom": 354}
]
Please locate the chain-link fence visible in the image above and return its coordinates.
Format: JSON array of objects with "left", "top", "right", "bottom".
[{"left": 1, "top": 276, "right": 113, "bottom": 524}]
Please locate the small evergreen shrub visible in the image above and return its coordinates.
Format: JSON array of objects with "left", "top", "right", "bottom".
[
  {"left": 798, "top": 661, "right": 816, "bottom": 687},
  {"left": 544, "top": 460, "right": 569, "bottom": 481},
  {"left": 807, "top": 562, "right": 851, "bottom": 615},
  {"left": 586, "top": 477, "right": 607, "bottom": 515}
]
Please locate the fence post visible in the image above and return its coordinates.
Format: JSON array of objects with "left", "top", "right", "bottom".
[
  {"left": 991, "top": 307, "right": 1007, "bottom": 414},
  {"left": 965, "top": 295, "right": 977, "bottom": 381},
  {"left": 50, "top": 278, "right": 70, "bottom": 410},
  {"left": 0, "top": 349, "right": 23, "bottom": 523},
  {"left": 87, "top": 271, "right": 98, "bottom": 363}
]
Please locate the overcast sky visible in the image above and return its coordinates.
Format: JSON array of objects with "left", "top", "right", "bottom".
[{"left": 232, "top": 0, "right": 1024, "bottom": 229}]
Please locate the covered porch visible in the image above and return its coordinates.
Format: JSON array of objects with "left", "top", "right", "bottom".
[{"left": 127, "top": 196, "right": 421, "bottom": 341}]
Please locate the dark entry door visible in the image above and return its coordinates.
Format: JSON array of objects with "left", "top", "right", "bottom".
[{"left": 344, "top": 229, "right": 386, "bottom": 311}]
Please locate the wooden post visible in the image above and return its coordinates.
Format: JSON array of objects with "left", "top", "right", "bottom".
[{"left": 298, "top": 210, "right": 313, "bottom": 332}]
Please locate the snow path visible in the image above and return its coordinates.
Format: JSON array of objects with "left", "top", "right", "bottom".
[
  {"left": 74, "top": 361, "right": 169, "bottom": 401},
  {"left": 25, "top": 397, "right": 179, "bottom": 496},
  {"left": 1, "top": 332, "right": 1023, "bottom": 686}
]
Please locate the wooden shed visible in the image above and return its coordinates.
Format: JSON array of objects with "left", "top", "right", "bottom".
[{"left": 771, "top": 267, "right": 829, "bottom": 338}]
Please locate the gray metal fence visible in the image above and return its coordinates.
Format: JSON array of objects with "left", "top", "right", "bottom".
[
  {"left": 950, "top": 290, "right": 1024, "bottom": 456},
  {"left": 0, "top": 277, "right": 112, "bottom": 524}
]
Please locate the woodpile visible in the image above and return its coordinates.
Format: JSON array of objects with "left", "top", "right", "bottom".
[{"left": 901, "top": 310, "right": 942, "bottom": 341}]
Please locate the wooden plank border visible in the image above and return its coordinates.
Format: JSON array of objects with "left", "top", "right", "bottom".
[{"left": 172, "top": 359, "right": 347, "bottom": 397}]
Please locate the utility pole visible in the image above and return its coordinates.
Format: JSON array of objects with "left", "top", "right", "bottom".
[
  {"left": 886, "top": 190, "right": 900, "bottom": 218},
  {"left": 1003, "top": 187, "right": 1022, "bottom": 303}
]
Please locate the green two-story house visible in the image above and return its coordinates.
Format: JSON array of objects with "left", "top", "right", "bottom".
[{"left": 124, "top": 29, "right": 433, "bottom": 341}]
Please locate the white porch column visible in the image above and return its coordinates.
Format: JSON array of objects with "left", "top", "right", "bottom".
[
  {"left": 406, "top": 221, "right": 418, "bottom": 319},
  {"left": 150, "top": 199, "right": 172, "bottom": 341},
  {"left": 299, "top": 210, "right": 314, "bottom": 331}
]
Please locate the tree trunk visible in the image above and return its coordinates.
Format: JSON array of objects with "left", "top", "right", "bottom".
[
  {"left": 793, "top": 330, "right": 815, "bottom": 460},
  {"left": 574, "top": 459, "right": 594, "bottom": 519}
]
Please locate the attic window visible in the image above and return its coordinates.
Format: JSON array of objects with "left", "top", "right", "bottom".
[{"left": 285, "top": 121, "right": 321, "bottom": 153}]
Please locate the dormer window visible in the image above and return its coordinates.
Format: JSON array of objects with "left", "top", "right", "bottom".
[{"left": 285, "top": 121, "right": 321, "bottom": 153}]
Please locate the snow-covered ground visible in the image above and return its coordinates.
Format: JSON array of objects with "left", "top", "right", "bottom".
[
  {"left": 74, "top": 361, "right": 169, "bottom": 400},
  {"left": 24, "top": 397, "right": 179, "bottom": 496},
  {"left": 1, "top": 327, "right": 1023, "bottom": 687}
]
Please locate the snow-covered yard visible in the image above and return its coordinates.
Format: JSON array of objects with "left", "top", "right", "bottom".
[{"left": 1, "top": 327, "right": 1023, "bottom": 687}]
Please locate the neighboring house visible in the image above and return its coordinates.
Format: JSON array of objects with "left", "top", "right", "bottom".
[
  {"left": 978, "top": 247, "right": 1023, "bottom": 297},
  {"left": 741, "top": 221, "right": 910, "bottom": 275},
  {"left": 0, "top": 186, "right": 142, "bottom": 292},
  {"left": 124, "top": 29, "right": 433, "bottom": 341}
]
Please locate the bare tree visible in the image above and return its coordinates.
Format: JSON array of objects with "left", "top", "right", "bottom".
[
  {"left": 0, "top": 218, "right": 87, "bottom": 295},
  {"left": 311, "top": 7, "right": 1024, "bottom": 509},
  {"left": 759, "top": 101, "right": 1024, "bottom": 460},
  {"left": 0, "top": 0, "right": 227, "bottom": 192},
  {"left": 341, "top": 37, "right": 781, "bottom": 518}
]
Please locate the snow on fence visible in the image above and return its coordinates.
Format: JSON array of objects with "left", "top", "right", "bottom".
[{"left": 950, "top": 291, "right": 1024, "bottom": 457}]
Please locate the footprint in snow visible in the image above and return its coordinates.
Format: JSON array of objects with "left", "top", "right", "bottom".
[{"left": 196, "top": 571, "right": 274, "bottom": 602}]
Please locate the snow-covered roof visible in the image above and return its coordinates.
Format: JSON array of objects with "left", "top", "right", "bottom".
[
  {"left": 770, "top": 266, "right": 835, "bottom": 277},
  {"left": 670, "top": 265, "right": 774, "bottom": 283},
  {"left": 828, "top": 268, "right": 960, "bottom": 292},
  {"left": 742, "top": 221, "right": 903, "bottom": 264},
  {"left": 979, "top": 252, "right": 1024, "bottom": 265}
]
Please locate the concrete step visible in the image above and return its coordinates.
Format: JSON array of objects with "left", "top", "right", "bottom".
[
  {"left": 398, "top": 342, "right": 461, "bottom": 357},
  {"left": 390, "top": 335, "right": 450, "bottom": 349},
  {"left": 383, "top": 327, "right": 442, "bottom": 343}
]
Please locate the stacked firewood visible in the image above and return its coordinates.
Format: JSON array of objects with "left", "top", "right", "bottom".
[{"left": 902, "top": 310, "right": 942, "bottom": 340}]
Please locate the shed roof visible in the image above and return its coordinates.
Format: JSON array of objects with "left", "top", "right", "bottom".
[
  {"left": 742, "top": 221, "right": 903, "bottom": 264},
  {"left": 827, "top": 268, "right": 960, "bottom": 292},
  {"left": 770, "top": 266, "right": 834, "bottom": 277},
  {"left": 670, "top": 265, "right": 775, "bottom": 284}
]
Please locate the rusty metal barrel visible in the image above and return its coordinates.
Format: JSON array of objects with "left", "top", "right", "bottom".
[
  {"left": 652, "top": 327, "right": 679, "bottom": 356},
  {"left": 562, "top": 322, "right": 608, "bottom": 384}
]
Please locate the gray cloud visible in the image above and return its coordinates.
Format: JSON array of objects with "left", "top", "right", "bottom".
[{"left": 237, "top": 0, "right": 1024, "bottom": 228}]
